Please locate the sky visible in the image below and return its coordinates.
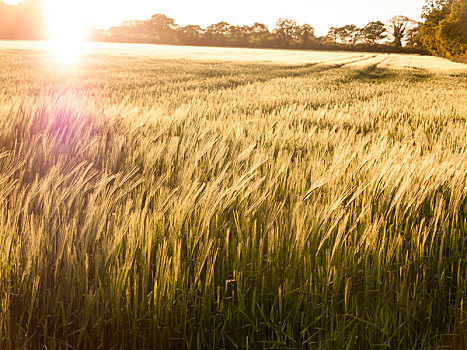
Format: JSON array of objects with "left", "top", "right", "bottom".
[{"left": 5, "top": 0, "right": 427, "bottom": 36}]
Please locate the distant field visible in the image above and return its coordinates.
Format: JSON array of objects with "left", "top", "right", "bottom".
[
  {"left": 0, "top": 42, "right": 466, "bottom": 349},
  {"left": 1, "top": 40, "right": 467, "bottom": 73}
]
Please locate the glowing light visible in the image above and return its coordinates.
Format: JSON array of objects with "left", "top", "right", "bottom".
[{"left": 45, "top": 0, "right": 87, "bottom": 63}]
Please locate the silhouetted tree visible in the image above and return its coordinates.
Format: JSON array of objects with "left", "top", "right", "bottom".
[
  {"left": 228, "top": 25, "right": 250, "bottom": 46},
  {"left": 248, "top": 22, "right": 271, "bottom": 47},
  {"left": 334, "top": 24, "right": 360, "bottom": 45},
  {"left": 361, "top": 21, "right": 386, "bottom": 45},
  {"left": 326, "top": 27, "right": 338, "bottom": 43},
  {"left": 205, "top": 21, "right": 230, "bottom": 45},
  {"left": 387, "top": 15, "right": 416, "bottom": 47},
  {"left": 273, "top": 18, "right": 299, "bottom": 47},
  {"left": 346, "top": 24, "right": 361, "bottom": 45},
  {"left": 145, "top": 14, "right": 178, "bottom": 43},
  {"left": 108, "top": 20, "right": 147, "bottom": 43},
  {"left": 298, "top": 23, "right": 316, "bottom": 48},
  {"left": 178, "top": 25, "right": 204, "bottom": 45}
]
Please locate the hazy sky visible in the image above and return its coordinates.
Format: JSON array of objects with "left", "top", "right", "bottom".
[{"left": 6, "top": 0, "right": 427, "bottom": 36}]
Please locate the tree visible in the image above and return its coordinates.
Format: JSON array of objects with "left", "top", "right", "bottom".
[
  {"left": 419, "top": 0, "right": 454, "bottom": 55},
  {"left": 147, "top": 14, "right": 176, "bottom": 30},
  {"left": 438, "top": 0, "right": 467, "bottom": 53},
  {"left": 205, "top": 21, "right": 231, "bottom": 44},
  {"left": 405, "top": 25, "right": 421, "bottom": 47},
  {"left": 229, "top": 25, "right": 258, "bottom": 46},
  {"left": 418, "top": 0, "right": 466, "bottom": 57},
  {"left": 145, "top": 14, "right": 178, "bottom": 43},
  {"left": 179, "top": 25, "right": 204, "bottom": 45},
  {"left": 327, "top": 27, "right": 338, "bottom": 43},
  {"left": 334, "top": 25, "right": 360, "bottom": 45},
  {"left": 108, "top": 20, "right": 147, "bottom": 43},
  {"left": 298, "top": 23, "right": 316, "bottom": 48},
  {"left": 361, "top": 21, "right": 386, "bottom": 45},
  {"left": 345, "top": 24, "right": 361, "bottom": 45},
  {"left": 250, "top": 22, "right": 270, "bottom": 35},
  {"left": 248, "top": 22, "right": 270, "bottom": 46},
  {"left": 273, "top": 18, "right": 299, "bottom": 47},
  {"left": 334, "top": 26, "right": 348, "bottom": 44},
  {"left": 387, "top": 15, "right": 416, "bottom": 47},
  {"left": 422, "top": 0, "right": 454, "bottom": 17}
]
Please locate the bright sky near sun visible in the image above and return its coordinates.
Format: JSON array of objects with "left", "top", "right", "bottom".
[{"left": 5, "top": 0, "right": 426, "bottom": 36}]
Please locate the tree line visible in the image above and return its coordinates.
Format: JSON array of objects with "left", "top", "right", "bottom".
[
  {"left": 89, "top": 15, "right": 423, "bottom": 54},
  {"left": 0, "top": 0, "right": 465, "bottom": 57}
]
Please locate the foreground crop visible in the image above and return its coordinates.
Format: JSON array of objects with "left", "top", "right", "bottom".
[{"left": 0, "top": 46, "right": 466, "bottom": 349}]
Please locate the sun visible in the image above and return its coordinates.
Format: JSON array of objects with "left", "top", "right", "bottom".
[{"left": 44, "top": 0, "right": 88, "bottom": 63}]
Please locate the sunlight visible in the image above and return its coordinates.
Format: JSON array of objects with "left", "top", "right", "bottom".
[{"left": 44, "top": 0, "right": 87, "bottom": 63}]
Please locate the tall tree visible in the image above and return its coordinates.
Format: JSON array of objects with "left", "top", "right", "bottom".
[
  {"left": 419, "top": 0, "right": 453, "bottom": 55},
  {"left": 387, "top": 15, "right": 416, "bottom": 47}
]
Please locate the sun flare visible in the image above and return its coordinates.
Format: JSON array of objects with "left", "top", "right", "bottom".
[{"left": 44, "top": 0, "right": 87, "bottom": 63}]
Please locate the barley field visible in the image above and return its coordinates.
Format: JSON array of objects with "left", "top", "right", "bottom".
[{"left": 0, "top": 41, "right": 466, "bottom": 349}]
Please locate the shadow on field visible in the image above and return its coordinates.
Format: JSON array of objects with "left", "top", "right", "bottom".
[
  {"left": 335, "top": 65, "right": 433, "bottom": 84},
  {"left": 278, "top": 62, "right": 319, "bottom": 70},
  {"left": 161, "top": 59, "right": 434, "bottom": 94},
  {"left": 193, "top": 61, "right": 320, "bottom": 91},
  {"left": 350, "top": 65, "right": 398, "bottom": 81}
]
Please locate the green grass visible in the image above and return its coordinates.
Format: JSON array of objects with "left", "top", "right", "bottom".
[{"left": 0, "top": 46, "right": 466, "bottom": 349}]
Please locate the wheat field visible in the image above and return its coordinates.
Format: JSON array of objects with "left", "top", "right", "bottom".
[{"left": 0, "top": 42, "right": 466, "bottom": 349}]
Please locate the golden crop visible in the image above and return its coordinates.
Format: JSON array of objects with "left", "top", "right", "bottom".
[{"left": 0, "top": 42, "right": 466, "bottom": 349}]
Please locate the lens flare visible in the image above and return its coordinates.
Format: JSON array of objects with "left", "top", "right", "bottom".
[{"left": 45, "top": 0, "right": 87, "bottom": 63}]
